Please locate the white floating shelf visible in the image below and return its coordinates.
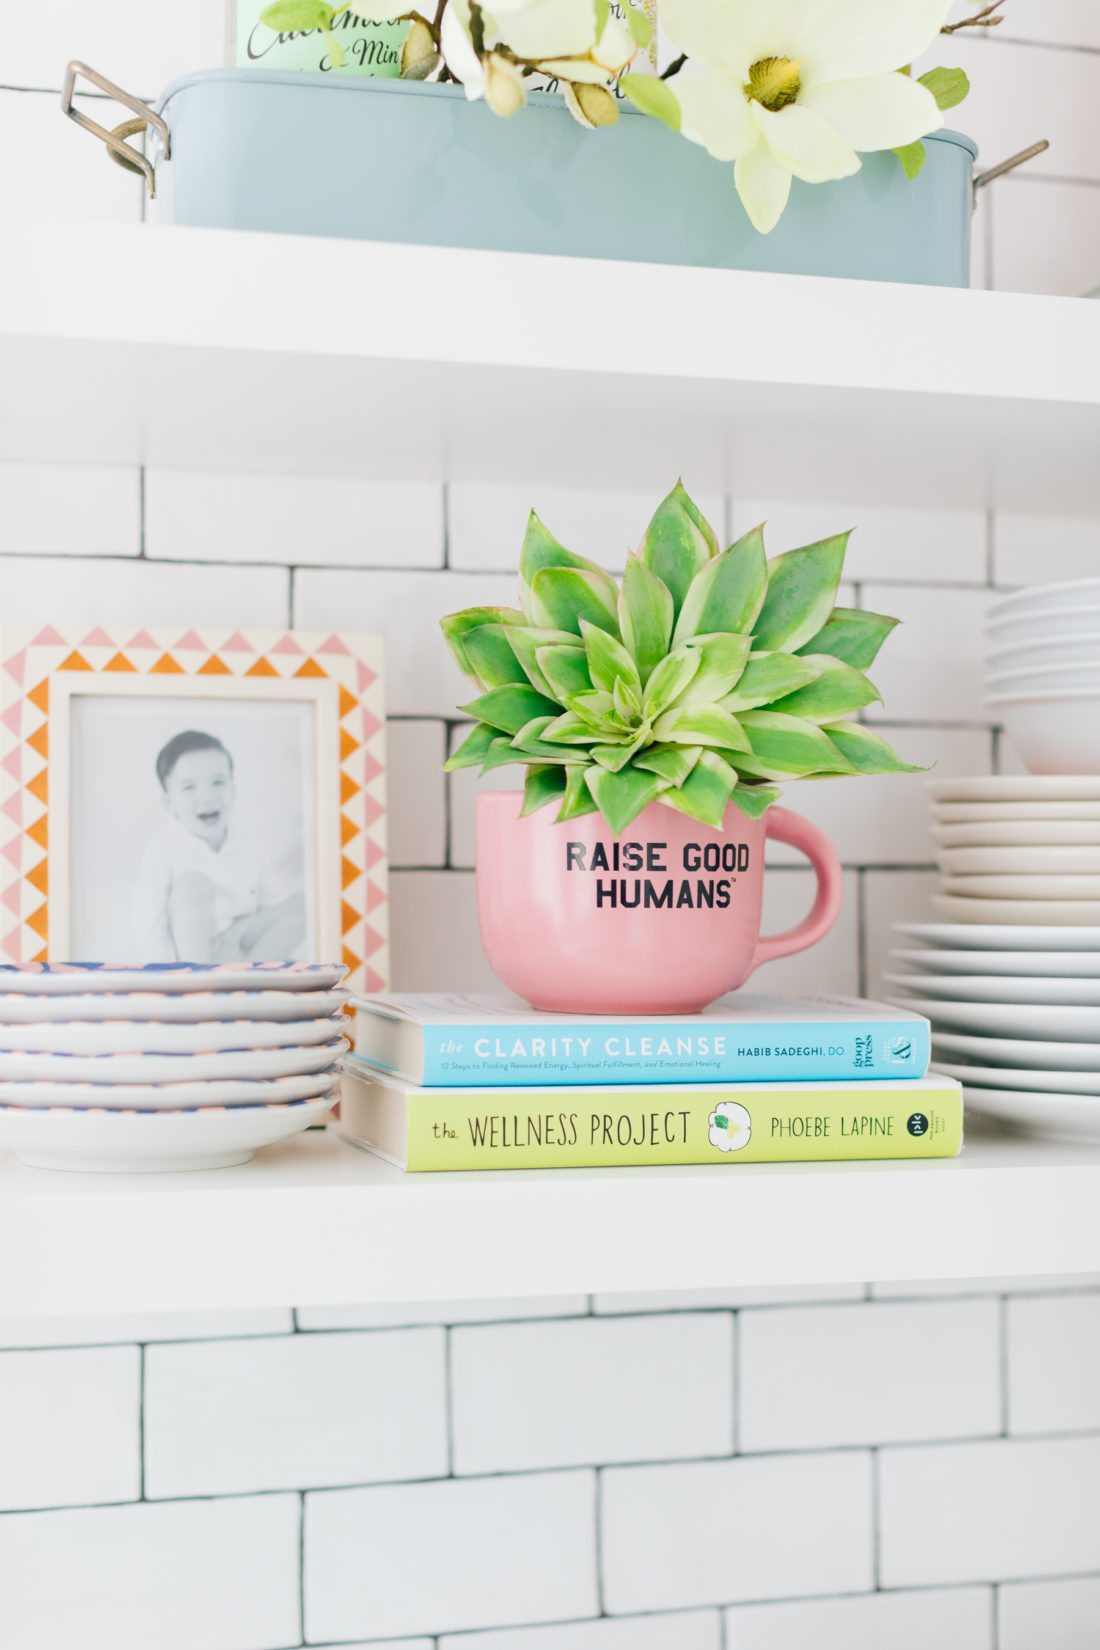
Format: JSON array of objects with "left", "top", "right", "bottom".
[
  {"left": 3, "top": 1126, "right": 1099, "bottom": 1319},
  {"left": 4, "top": 220, "right": 1100, "bottom": 512}
]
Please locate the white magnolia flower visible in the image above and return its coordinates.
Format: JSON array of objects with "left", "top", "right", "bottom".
[
  {"left": 662, "top": 0, "right": 953, "bottom": 232},
  {"left": 441, "top": 0, "right": 635, "bottom": 112}
]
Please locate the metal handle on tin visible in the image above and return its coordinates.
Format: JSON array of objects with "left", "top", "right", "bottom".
[
  {"left": 974, "top": 140, "right": 1049, "bottom": 193},
  {"left": 60, "top": 60, "right": 169, "bottom": 198}
]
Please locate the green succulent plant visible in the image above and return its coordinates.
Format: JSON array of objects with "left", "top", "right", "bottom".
[{"left": 441, "top": 482, "right": 923, "bottom": 836}]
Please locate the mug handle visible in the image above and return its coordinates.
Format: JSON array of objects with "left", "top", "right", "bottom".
[{"left": 749, "top": 806, "right": 844, "bottom": 973}]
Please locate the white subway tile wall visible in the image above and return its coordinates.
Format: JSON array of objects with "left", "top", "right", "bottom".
[{"left": 2, "top": 6, "right": 1100, "bottom": 1648}]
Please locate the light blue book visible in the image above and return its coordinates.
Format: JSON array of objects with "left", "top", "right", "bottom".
[{"left": 350, "top": 992, "right": 930, "bottom": 1088}]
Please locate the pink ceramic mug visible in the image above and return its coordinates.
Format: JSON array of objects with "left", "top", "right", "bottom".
[{"left": 476, "top": 791, "right": 843, "bottom": 1014}]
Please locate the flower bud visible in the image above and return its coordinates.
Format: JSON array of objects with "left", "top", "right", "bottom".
[
  {"left": 564, "top": 81, "right": 619, "bottom": 129},
  {"left": 400, "top": 16, "right": 441, "bottom": 78},
  {"left": 483, "top": 52, "right": 526, "bottom": 117}
]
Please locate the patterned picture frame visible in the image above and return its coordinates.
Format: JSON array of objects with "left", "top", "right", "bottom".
[{"left": 0, "top": 625, "right": 387, "bottom": 994}]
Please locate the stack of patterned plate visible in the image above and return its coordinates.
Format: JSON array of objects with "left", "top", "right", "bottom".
[{"left": 0, "top": 963, "right": 348, "bottom": 1172}]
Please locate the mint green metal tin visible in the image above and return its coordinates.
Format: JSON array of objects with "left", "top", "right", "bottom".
[{"left": 151, "top": 70, "right": 977, "bottom": 286}]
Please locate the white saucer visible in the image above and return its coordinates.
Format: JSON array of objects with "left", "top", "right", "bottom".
[
  {"left": 941, "top": 873, "right": 1100, "bottom": 900},
  {"left": 958, "top": 1084, "right": 1100, "bottom": 1145},
  {"left": 0, "top": 1016, "right": 345, "bottom": 1055},
  {"left": 932, "top": 1059, "right": 1100, "bottom": 1097},
  {"left": 0, "top": 1095, "right": 337, "bottom": 1172},
  {"left": 0, "top": 1068, "right": 341, "bottom": 1110},
  {"left": 895, "top": 921, "right": 1100, "bottom": 950},
  {"left": 927, "top": 778, "right": 1100, "bottom": 804},
  {"left": 892, "top": 947, "right": 1100, "bottom": 978},
  {"left": 899, "top": 996, "right": 1100, "bottom": 1043},
  {"left": 938, "top": 847, "right": 1100, "bottom": 876},
  {"left": 0, "top": 989, "right": 347, "bottom": 1024},
  {"left": 934, "top": 802, "right": 1100, "bottom": 824},
  {"left": 888, "top": 973, "right": 1100, "bottom": 1007},
  {"left": 0, "top": 963, "right": 347, "bottom": 995},
  {"left": 931, "top": 1029, "right": 1100, "bottom": 1073},
  {"left": 933, "top": 895, "right": 1100, "bottom": 925},
  {"left": 0, "top": 1038, "right": 348, "bottom": 1085},
  {"left": 933, "top": 822, "right": 1100, "bottom": 848}
]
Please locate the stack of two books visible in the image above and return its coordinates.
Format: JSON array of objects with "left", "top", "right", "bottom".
[{"left": 339, "top": 992, "right": 964, "bottom": 1171}]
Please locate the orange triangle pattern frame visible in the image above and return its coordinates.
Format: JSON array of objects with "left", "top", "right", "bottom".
[{"left": 0, "top": 627, "right": 387, "bottom": 994}]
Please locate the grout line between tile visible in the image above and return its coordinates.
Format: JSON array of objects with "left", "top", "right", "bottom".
[{"left": 138, "top": 1343, "right": 146, "bottom": 1501}]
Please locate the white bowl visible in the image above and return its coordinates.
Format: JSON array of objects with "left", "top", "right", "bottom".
[
  {"left": 932, "top": 820, "right": 1100, "bottom": 848},
  {"left": 989, "top": 579, "right": 1100, "bottom": 620},
  {"left": 938, "top": 845, "right": 1100, "bottom": 875},
  {"left": 941, "top": 873, "right": 1100, "bottom": 899},
  {"left": 988, "top": 633, "right": 1100, "bottom": 672},
  {"left": 987, "top": 690, "right": 1100, "bottom": 776},
  {"left": 986, "top": 606, "right": 1100, "bottom": 643},
  {"left": 986, "top": 662, "right": 1100, "bottom": 697}
]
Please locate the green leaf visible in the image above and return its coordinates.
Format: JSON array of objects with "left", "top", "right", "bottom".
[
  {"left": 530, "top": 566, "right": 621, "bottom": 639},
  {"left": 508, "top": 626, "right": 578, "bottom": 696},
  {"left": 565, "top": 690, "right": 619, "bottom": 731},
  {"left": 752, "top": 532, "right": 850, "bottom": 653},
  {"left": 592, "top": 0, "right": 610, "bottom": 41},
  {"left": 591, "top": 737, "right": 648, "bottom": 773},
  {"left": 918, "top": 65, "right": 970, "bottom": 111},
  {"left": 620, "top": 72, "right": 682, "bottom": 132},
  {"left": 651, "top": 704, "right": 750, "bottom": 753},
  {"left": 737, "top": 710, "right": 856, "bottom": 777},
  {"left": 770, "top": 655, "right": 881, "bottom": 723},
  {"left": 521, "top": 765, "right": 568, "bottom": 817},
  {"left": 642, "top": 645, "right": 701, "bottom": 718},
  {"left": 672, "top": 525, "right": 768, "bottom": 645},
  {"left": 729, "top": 783, "right": 780, "bottom": 821},
  {"left": 260, "top": 0, "right": 334, "bottom": 29},
  {"left": 440, "top": 607, "right": 526, "bottom": 683},
  {"left": 557, "top": 764, "right": 600, "bottom": 822},
  {"left": 796, "top": 607, "right": 899, "bottom": 670},
  {"left": 623, "top": 1, "right": 653, "bottom": 46},
  {"left": 618, "top": 555, "right": 674, "bottom": 684},
  {"left": 511, "top": 717, "right": 593, "bottom": 763},
  {"left": 659, "top": 751, "right": 738, "bottom": 828},
  {"left": 535, "top": 643, "right": 593, "bottom": 701},
  {"left": 464, "top": 623, "right": 531, "bottom": 689},
  {"left": 518, "top": 512, "right": 609, "bottom": 621},
  {"left": 638, "top": 480, "right": 716, "bottom": 616},
  {"left": 822, "top": 722, "right": 928, "bottom": 775},
  {"left": 443, "top": 722, "right": 498, "bottom": 771},
  {"left": 677, "top": 633, "right": 752, "bottom": 706},
  {"left": 893, "top": 140, "right": 926, "bottom": 180},
  {"left": 481, "top": 737, "right": 528, "bottom": 774},
  {"left": 460, "top": 683, "right": 561, "bottom": 734},
  {"left": 719, "top": 650, "right": 822, "bottom": 712},
  {"left": 632, "top": 743, "right": 702, "bottom": 787},
  {"left": 539, "top": 711, "right": 602, "bottom": 745},
  {"left": 582, "top": 620, "right": 642, "bottom": 697},
  {"left": 584, "top": 764, "right": 664, "bottom": 835}
]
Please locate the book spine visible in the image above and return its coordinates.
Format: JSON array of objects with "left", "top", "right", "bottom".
[
  {"left": 408, "top": 1019, "right": 930, "bottom": 1088},
  {"left": 382, "top": 1081, "right": 963, "bottom": 1171}
]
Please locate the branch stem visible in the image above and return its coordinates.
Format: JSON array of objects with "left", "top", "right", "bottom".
[{"left": 660, "top": 52, "right": 686, "bottom": 79}]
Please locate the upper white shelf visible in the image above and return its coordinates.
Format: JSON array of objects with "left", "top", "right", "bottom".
[
  {"left": 2, "top": 1125, "right": 1098, "bottom": 1319},
  {"left": 4, "top": 220, "right": 1100, "bottom": 513}
]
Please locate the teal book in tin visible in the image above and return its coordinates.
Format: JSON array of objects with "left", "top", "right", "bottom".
[{"left": 350, "top": 993, "right": 930, "bottom": 1089}]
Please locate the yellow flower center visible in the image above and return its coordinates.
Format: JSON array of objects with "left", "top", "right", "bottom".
[{"left": 745, "top": 55, "right": 802, "bottom": 112}]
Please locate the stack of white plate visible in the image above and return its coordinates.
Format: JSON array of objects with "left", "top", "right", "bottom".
[
  {"left": 0, "top": 962, "right": 348, "bottom": 1172},
  {"left": 986, "top": 579, "right": 1100, "bottom": 773}
]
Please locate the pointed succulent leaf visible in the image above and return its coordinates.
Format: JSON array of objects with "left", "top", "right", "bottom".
[
  {"left": 752, "top": 532, "right": 849, "bottom": 653},
  {"left": 642, "top": 645, "right": 702, "bottom": 718},
  {"left": 582, "top": 619, "right": 642, "bottom": 697},
  {"left": 481, "top": 736, "right": 529, "bottom": 774},
  {"left": 460, "top": 683, "right": 561, "bottom": 734},
  {"left": 536, "top": 644, "right": 593, "bottom": 701},
  {"left": 738, "top": 709, "right": 856, "bottom": 776},
  {"left": 651, "top": 704, "right": 751, "bottom": 753},
  {"left": 565, "top": 690, "right": 619, "bottom": 732},
  {"left": 508, "top": 626, "right": 579, "bottom": 696},
  {"left": 677, "top": 633, "right": 752, "bottom": 707},
  {"left": 796, "top": 607, "right": 899, "bottom": 670},
  {"left": 511, "top": 716, "right": 592, "bottom": 763},
  {"left": 618, "top": 555, "right": 674, "bottom": 683},
  {"left": 591, "top": 737, "right": 648, "bottom": 773},
  {"left": 659, "top": 750, "right": 738, "bottom": 828},
  {"left": 518, "top": 513, "right": 608, "bottom": 620},
  {"left": 539, "top": 711, "right": 602, "bottom": 745},
  {"left": 464, "top": 623, "right": 531, "bottom": 689},
  {"left": 530, "top": 566, "right": 620, "bottom": 639},
  {"left": 672, "top": 525, "right": 768, "bottom": 645},
  {"left": 521, "top": 765, "right": 568, "bottom": 816},
  {"left": 770, "top": 655, "right": 881, "bottom": 723},
  {"left": 632, "top": 743, "right": 702, "bottom": 787},
  {"left": 729, "top": 782, "right": 780, "bottom": 821},
  {"left": 719, "top": 650, "right": 822, "bottom": 712},
  {"left": 638, "top": 481, "right": 718, "bottom": 618},
  {"left": 440, "top": 607, "right": 526, "bottom": 682},
  {"left": 823, "top": 722, "right": 928, "bottom": 775},
  {"left": 557, "top": 764, "right": 600, "bottom": 821},
  {"left": 584, "top": 764, "right": 664, "bottom": 836},
  {"left": 612, "top": 678, "right": 641, "bottom": 723},
  {"left": 443, "top": 721, "right": 498, "bottom": 771}
]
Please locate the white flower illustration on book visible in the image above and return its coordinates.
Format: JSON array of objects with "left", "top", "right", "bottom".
[{"left": 708, "top": 1101, "right": 752, "bottom": 1153}]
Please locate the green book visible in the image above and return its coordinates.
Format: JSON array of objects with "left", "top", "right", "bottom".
[{"left": 339, "top": 1067, "right": 964, "bottom": 1172}]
